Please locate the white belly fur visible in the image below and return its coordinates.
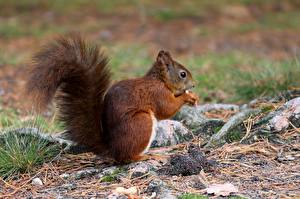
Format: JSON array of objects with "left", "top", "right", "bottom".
[{"left": 142, "top": 111, "right": 157, "bottom": 154}]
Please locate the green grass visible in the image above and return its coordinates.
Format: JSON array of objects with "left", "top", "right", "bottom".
[
  {"left": 0, "top": 49, "right": 31, "bottom": 65},
  {"left": 23, "top": 115, "right": 65, "bottom": 133},
  {"left": 183, "top": 53, "right": 300, "bottom": 102},
  {"left": 0, "top": 103, "right": 63, "bottom": 179},
  {"left": 99, "top": 168, "right": 124, "bottom": 182},
  {"left": 151, "top": 7, "right": 202, "bottom": 21},
  {"left": 227, "top": 10, "right": 300, "bottom": 34},
  {"left": 225, "top": 130, "right": 243, "bottom": 143},
  {"left": 0, "top": 128, "right": 62, "bottom": 179},
  {"left": 0, "top": 18, "right": 66, "bottom": 39},
  {"left": 0, "top": 107, "right": 64, "bottom": 179},
  {"left": 229, "top": 196, "right": 247, "bottom": 199},
  {"left": 0, "top": 19, "right": 27, "bottom": 39},
  {"left": 258, "top": 11, "right": 300, "bottom": 30},
  {"left": 0, "top": 108, "right": 19, "bottom": 128},
  {"left": 2, "top": 0, "right": 299, "bottom": 26},
  {"left": 102, "top": 47, "right": 300, "bottom": 103},
  {"left": 108, "top": 44, "right": 153, "bottom": 80},
  {"left": 0, "top": 0, "right": 139, "bottom": 16},
  {"left": 178, "top": 193, "right": 208, "bottom": 199},
  {"left": 232, "top": 60, "right": 300, "bottom": 101},
  {"left": 0, "top": 108, "right": 64, "bottom": 132}
]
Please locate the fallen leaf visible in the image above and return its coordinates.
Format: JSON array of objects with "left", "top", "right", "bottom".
[
  {"left": 114, "top": 186, "right": 138, "bottom": 195},
  {"left": 205, "top": 183, "right": 238, "bottom": 196}
]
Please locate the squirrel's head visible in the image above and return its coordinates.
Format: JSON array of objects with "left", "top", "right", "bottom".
[{"left": 147, "top": 50, "right": 195, "bottom": 96}]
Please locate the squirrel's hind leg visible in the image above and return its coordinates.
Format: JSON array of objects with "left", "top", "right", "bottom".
[{"left": 109, "top": 111, "right": 155, "bottom": 163}]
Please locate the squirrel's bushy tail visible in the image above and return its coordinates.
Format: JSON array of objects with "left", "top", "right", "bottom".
[{"left": 26, "top": 35, "right": 111, "bottom": 152}]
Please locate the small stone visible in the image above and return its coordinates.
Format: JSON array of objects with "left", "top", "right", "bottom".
[
  {"left": 59, "top": 173, "right": 70, "bottom": 179},
  {"left": 130, "top": 162, "right": 151, "bottom": 178},
  {"left": 102, "top": 166, "right": 118, "bottom": 176},
  {"left": 61, "top": 183, "right": 77, "bottom": 190},
  {"left": 114, "top": 186, "right": 137, "bottom": 195},
  {"left": 106, "top": 193, "right": 128, "bottom": 199},
  {"left": 175, "top": 104, "right": 238, "bottom": 128},
  {"left": 74, "top": 168, "right": 99, "bottom": 180},
  {"left": 250, "top": 176, "right": 260, "bottom": 182},
  {"left": 174, "top": 105, "right": 232, "bottom": 139},
  {"left": 268, "top": 97, "right": 300, "bottom": 132},
  {"left": 152, "top": 120, "right": 192, "bottom": 147},
  {"left": 32, "top": 178, "right": 43, "bottom": 186},
  {"left": 146, "top": 179, "right": 164, "bottom": 194},
  {"left": 149, "top": 192, "right": 157, "bottom": 199},
  {"left": 264, "top": 125, "right": 271, "bottom": 131},
  {"left": 240, "top": 104, "right": 248, "bottom": 110},
  {"left": 146, "top": 179, "right": 178, "bottom": 198},
  {"left": 159, "top": 189, "right": 177, "bottom": 199},
  {"left": 270, "top": 115, "right": 290, "bottom": 132},
  {"left": 277, "top": 155, "right": 296, "bottom": 162},
  {"left": 174, "top": 106, "right": 208, "bottom": 128}
]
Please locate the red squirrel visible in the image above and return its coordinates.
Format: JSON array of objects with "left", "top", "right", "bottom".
[{"left": 26, "top": 35, "right": 199, "bottom": 163}]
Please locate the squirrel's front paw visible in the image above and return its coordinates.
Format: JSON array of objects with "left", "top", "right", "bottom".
[{"left": 184, "top": 91, "right": 199, "bottom": 106}]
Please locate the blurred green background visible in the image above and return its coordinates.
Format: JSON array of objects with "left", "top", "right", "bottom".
[{"left": 0, "top": 0, "right": 300, "bottom": 116}]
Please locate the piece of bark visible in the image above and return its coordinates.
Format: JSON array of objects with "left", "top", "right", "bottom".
[{"left": 205, "top": 108, "right": 261, "bottom": 148}]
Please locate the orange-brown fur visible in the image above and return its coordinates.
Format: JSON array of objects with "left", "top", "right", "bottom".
[{"left": 26, "top": 35, "right": 198, "bottom": 163}]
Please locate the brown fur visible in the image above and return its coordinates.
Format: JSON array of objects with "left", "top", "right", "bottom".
[
  {"left": 27, "top": 35, "right": 110, "bottom": 152},
  {"left": 27, "top": 36, "right": 198, "bottom": 163}
]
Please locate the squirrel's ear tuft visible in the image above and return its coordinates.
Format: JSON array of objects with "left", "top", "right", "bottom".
[{"left": 156, "top": 50, "right": 172, "bottom": 65}]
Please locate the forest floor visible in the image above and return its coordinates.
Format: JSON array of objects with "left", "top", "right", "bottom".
[
  {"left": 0, "top": 1, "right": 300, "bottom": 198},
  {"left": 0, "top": 129, "right": 299, "bottom": 198}
]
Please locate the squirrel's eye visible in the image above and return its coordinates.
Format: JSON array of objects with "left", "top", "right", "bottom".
[{"left": 180, "top": 71, "right": 187, "bottom": 78}]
